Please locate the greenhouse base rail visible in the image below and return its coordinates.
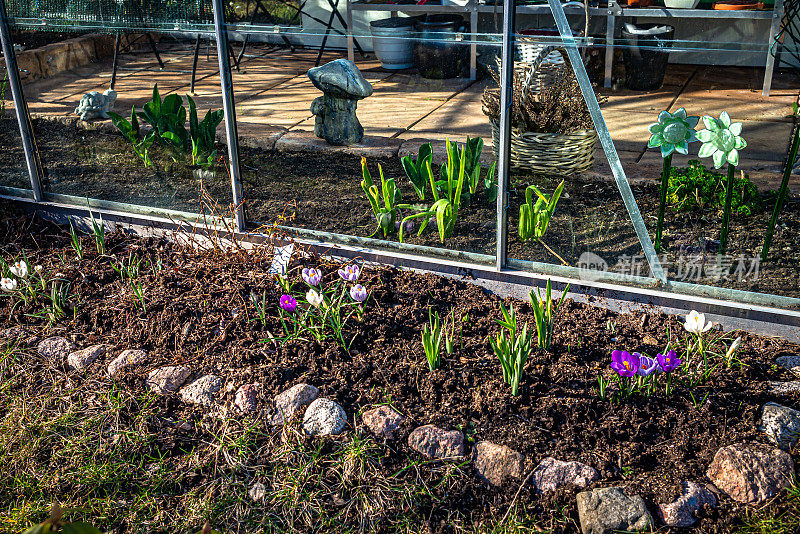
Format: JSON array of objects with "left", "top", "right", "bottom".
[{"left": 7, "top": 195, "right": 800, "bottom": 344}]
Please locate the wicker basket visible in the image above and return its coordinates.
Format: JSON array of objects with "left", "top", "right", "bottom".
[
  {"left": 516, "top": 40, "right": 567, "bottom": 94},
  {"left": 491, "top": 120, "right": 598, "bottom": 175}
]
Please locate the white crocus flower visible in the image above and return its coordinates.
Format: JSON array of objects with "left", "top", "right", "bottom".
[
  {"left": 306, "top": 289, "right": 324, "bottom": 308},
  {"left": 1, "top": 277, "right": 18, "bottom": 292},
  {"left": 34, "top": 265, "right": 43, "bottom": 274},
  {"left": 726, "top": 337, "right": 742, "bottom": 360},
  {"left": 10, "top": 261, "right": 28, "bottom": 278},
  {"left": 684, "top": 310, "right": 713, "bottom": 335}
]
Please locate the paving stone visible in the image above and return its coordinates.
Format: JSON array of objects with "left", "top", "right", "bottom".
[
  {"left": 532, "top": 457, "right": 599, "bottom": 493},
  {"left": 474, "top": 441, "right": 524, "bottom": 486},
  {"left": 146, "top": 366, "right": 192, "bottom": 395},
  {"left": 576, "top": 487, "right": 653, "bottom": 534},
  {"left": 303, "top": 398, "right": 346, "bottom": 436},
  {"left": 361, "top": 405, "right": 405, "bottom": 439},
  {"left": 761, "top": 402, "right": 800, "bottom": 450},
  {"left": 235, "top": 383, "right": 262, "bottom": 414},
  {"left": 777, "top": 355, "right": 800, "bottom": 378},
  {"left": 180, "top": 374, "right": 223, "bottom": 406},
  {"left": 67, "top": 344, "right": 110, "bottom": 371},
  {"left": 658, "top": 481, "right": 717, "bottom": 528},
  {"left": 769, "top": 381, "right": 800, "bottom": 395},
  {"left": 107, "top": 349, "right": 148, "bottom": 378},
  {"left": 271, "top": 383, "right": 319, "bottom": 425},
  {"left": 706, "top": 443, "right": 795, "bottom": 504},
  {"left": 37, "top": 336, "right": 74, "bottom": 364},
  {"left": 408, "top": 425, "right": 465, "bottom": 459}
]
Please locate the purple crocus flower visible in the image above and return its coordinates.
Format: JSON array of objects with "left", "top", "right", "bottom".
[
  {"left": 611, "top": 350, "right": 639, "bottom": 377},
  {"left": 338, "top": 264, "right": 361, "bottom": 282},
  {"left": 302, "top": 267, "right": 322, "bottom": 286},
  {"left": 350, "top": 284, "right": 368, "bottom": 302},
  {"left": 637, "top": 354, "right": 659, "bottom": 376},
  {"left": 279, "top": 294, "right": 297, "bottom": 313},
  {"left": 657, "top": 350, "right": 682, "bottom": 373}
]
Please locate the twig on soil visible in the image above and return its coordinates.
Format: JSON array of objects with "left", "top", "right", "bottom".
[{"left": 500, "top": 467, "right": 537, "bottom": 525}]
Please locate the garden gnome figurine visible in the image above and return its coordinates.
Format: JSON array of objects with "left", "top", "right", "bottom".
[
  {"left": 308, "top": 59, "right": 373, "bottom": 145},
  {"left": 74, "top": 89, "right": 117, "bottom": 121}
]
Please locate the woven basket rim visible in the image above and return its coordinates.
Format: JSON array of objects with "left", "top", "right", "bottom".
[{"left": 490, "top": 119, "right": 597, "bottom": 138}]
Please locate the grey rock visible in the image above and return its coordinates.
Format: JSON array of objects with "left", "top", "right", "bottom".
[
  {"left": 67, "top": 344, "right": 110, "bottom": 371},
  {"left": 706, "top": 443, "right": 795, "bottom": 504},
  {"left": 74, "top": 89, "right": 117, "bottom": 121},
  {"left": 777, "top": 355, "right": 800, "bottom": 378},
  {"left": 107, "top": 349, "right": 148, "bottom": 378},
  {"left": 658, "top": 481, "right": 717, "bottom": 528},
  {"left": 303, "top": 398, "right": 347, "bottom": 436},
  {"left": 761, "top": 402, "right": 800, "bottom": 450},
  {"left": 37, "top": 336, "right": 74, "bottom": 364},
  {"left": 235, "top": 383, "right": 262, "bottom": 414},
  {"left": 180, "top": 374, "right": 223, "bottom": 406},
  {"left": 146, "top": 366, "right": 192, "bottom": 395},
  {"left": 474, "top": 441, "right": 524, "bottom": 486},
  {"left": 0, "top": 326, "right": 26, "bottom": 343},
  {"left": 271, "top": 383, "right": 319, "bottom": 425},
  {"left": 576, "top": 487, "right": 652, "bottom": 534},
  {"left": 408, "top": 425, "right": 465, "bottom": 459},
  {"left": 532, "top": 457, "right": 599, "bottom": 493},
  {"left": 249, "top": 482, "right": 266, "bottom": 502},
  {"left": 307, "top": 59, "right": 373, "bottom": 145},
  {"left": 362, "top": 405, "right": 405, "bottom": 439},
  {"left": 769, "top": 381, "right": 800, "bottom": 395}
]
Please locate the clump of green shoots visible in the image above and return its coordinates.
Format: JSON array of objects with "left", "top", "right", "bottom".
[
  {"left": 489, "top": 303, "right": 532, "bottom": 396},
  {"left": 69, "top": 223, "right": 84, "bottom": 260},
  {"left": 422, "top": 308, "right": 444, "bottom": 371},
  {"left": 89, "top": 213, "right": 106, "bottom": 255},
  {"left": 518, "top": 181, "right": 566, "bottom": 264},
  {"left": 529, "top": 279, "right": 570, "bottom": 350}
]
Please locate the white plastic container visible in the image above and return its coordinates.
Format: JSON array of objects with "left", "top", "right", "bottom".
[
  {"left": 663, "top": 0, "right": 701, "bottom": 8},
  {"left": 370, "top": 17, "right": 415, "bottom": 70}
]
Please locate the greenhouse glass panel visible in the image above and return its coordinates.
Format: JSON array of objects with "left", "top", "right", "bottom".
[{"left": 0, "top": 78, "right": 32, "bottom": 195}]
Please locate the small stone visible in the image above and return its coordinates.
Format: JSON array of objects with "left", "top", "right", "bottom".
[
  {"left": 641, "top": 334, "right": 659, "bottom": 346},
  {"left": 777, "top": 355, "right": 800, "bottom": 377},
  {"left": 303, "top": 398, "right": 347, "bottom": 436},
  {"left": 37, "top": 336, "right": 74, "bottom": 364},
  {"left": 235, "top": 383, "right": 262, "bottom": 414},
  {"left": 107, "top": 349, "right": 148, "bottom": 378},
  {"left": 658, "top": 481, "right": 717, "bottom": 528},
  {"left": 146, "top": 366, "right": 192, "bottom": 395},
  {"left": 532, "top": 457, "right": 599, "bottom": 493},
  {"left": 67, "top": 344, "right": 110, "bottom": 371},
  {"left": 271, "top": 383, "right": 319, "bottom": 425},
  {"left": 408, "top": 425, "right": 465, "bottom": 459},
  {"left": 362, "top": 405, "right": 405, "bottom": 439},
  {"left": 180, "top": 374, "right": 223, "bottom": 406},
  {"left": 249, "top": 482, "right": 266, "bottom": 502},
  {"left": 576, "top": 487, "right": 653, "bottom": 534},
  {"left": 769, "top": 381, "right": 800, "bottom": 395},
  {"left": 706, "top": 443, "right": 795, "bottom": 504},
  {"left": 761, "top": 402, "right": 800, "bottom": 450},
  {"left": 474, "top": 441, "right": 524, "bottom": 486}
]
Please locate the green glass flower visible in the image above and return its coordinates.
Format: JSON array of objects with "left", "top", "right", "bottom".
[
  {"left": 696, "top": 111, "right": 746, "bottom": 169},
  {"left": 647, "top": 108, "right": 700, "bottom": 158}
]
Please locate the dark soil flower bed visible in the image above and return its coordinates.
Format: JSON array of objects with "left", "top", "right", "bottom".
[{"left": 0, "top": 203, "right": 798, "bottom": 533}]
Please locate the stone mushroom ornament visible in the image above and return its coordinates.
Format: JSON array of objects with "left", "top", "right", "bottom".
[
  {"left": 74, "top": 88, "right": 117, "bottom": 121},
  {"left": 308, "top": 59, "right": 373, "bottom": 146}
]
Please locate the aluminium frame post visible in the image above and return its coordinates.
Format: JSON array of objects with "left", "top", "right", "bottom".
[
  {"left": 546, "top": 0, "right": 667, "bottom": 283},
  {"left": 495, "top": 0, "right": 516, "bottom": 271},
  {"left": 762, "top": 0, "right": 786, "bottom": 97},
  {"left": 211, "top": 0, "right": 247, "bottom": 231},
  {"left": 0, "top": 0, "right": 44, "bottom": 201}
]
